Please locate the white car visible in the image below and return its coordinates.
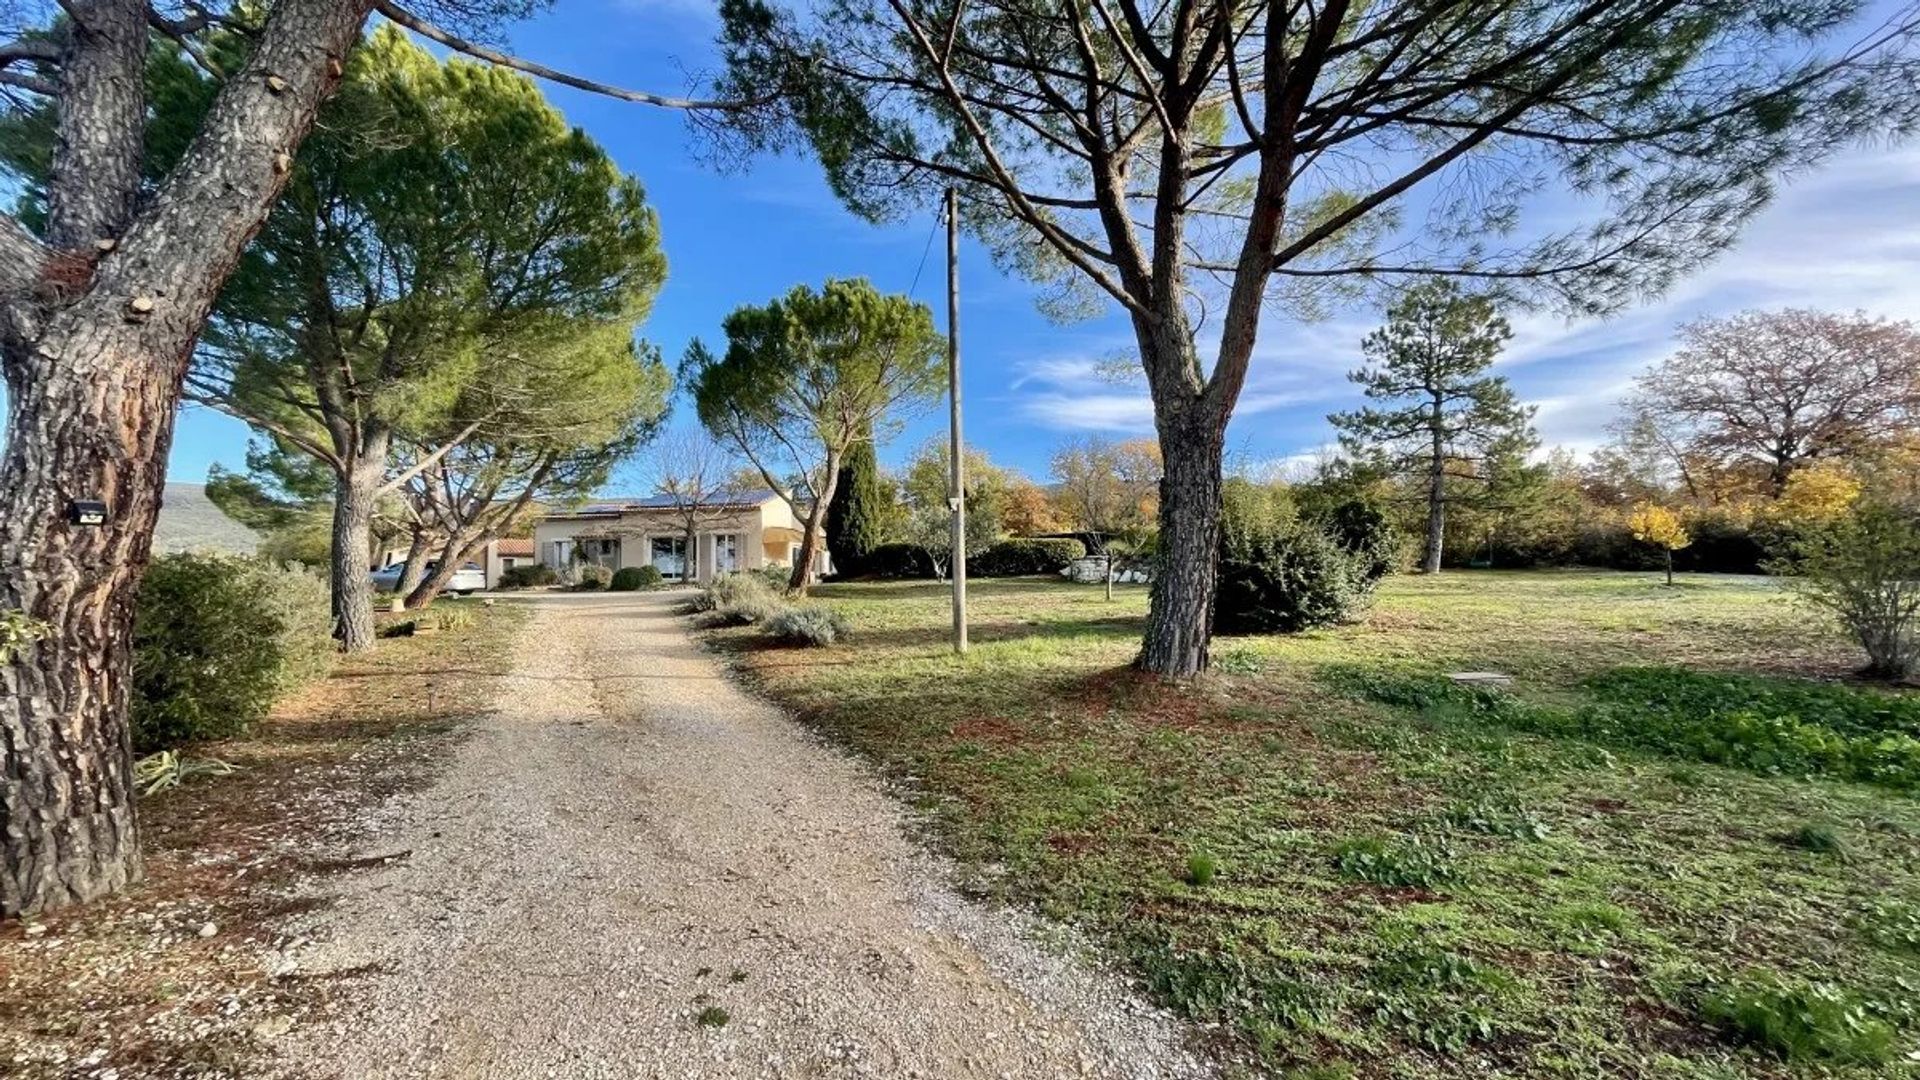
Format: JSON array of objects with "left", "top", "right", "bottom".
[{"left": 370, "top": 560, "right": 487, "bottom": 596}]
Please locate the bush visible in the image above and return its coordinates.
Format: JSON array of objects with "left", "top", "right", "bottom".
[
  {"left": 1702, "top": 974, "right": 1897, "bottom": 1064},
  {"left": 971, "top": 538, "right": 1087, "bottom": 577},
  {"left": 1320, "top": 499, "right": 1403, "bottom": 580},
  {"left": 861, "top": 542, "right": 935, "bottom": 579},
  {"left": 572, "top": 564, "right": 613, "bottom": 591},
  {"left": 1781, "top": 501, "right": 1920, "bottom": 679},
  {"left": 764, "top": 605, "right": 850, "bottom": 646},
  {"left": 699, "top": 573, "right": 787, "bottom": 625},
  {"left": 1216, "top": 526, "right": 1377, "bottom": 634},
  {"left": 132, "top": 554, "right": 332, "bottom": 752},
  {"left": 498, "top": 563, "right": 557, "bottom": 589},
  {"left": 609, "top": 565, "right": 663, "bottom": 592}
]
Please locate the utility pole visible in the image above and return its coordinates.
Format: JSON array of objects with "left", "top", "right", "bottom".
[{"left": 946, "top": 186, "right": 969, "bottom": 654}]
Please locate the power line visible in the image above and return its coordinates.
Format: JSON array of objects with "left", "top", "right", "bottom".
[{"left": 906, "top": 212, "right": 940, "bottom": 299}]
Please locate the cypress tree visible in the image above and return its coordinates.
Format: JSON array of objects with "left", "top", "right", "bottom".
[{"left": 825, "top": 433, "right": 891, "bottom": 577}]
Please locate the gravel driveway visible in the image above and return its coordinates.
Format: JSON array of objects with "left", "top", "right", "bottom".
[{"left": 276, "top": 591, "right": 1213, "bottom": 1079}]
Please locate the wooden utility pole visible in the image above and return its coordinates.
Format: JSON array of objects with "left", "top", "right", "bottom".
[{"left": 946, "top": 187, "right": 969, "bottom": 654}]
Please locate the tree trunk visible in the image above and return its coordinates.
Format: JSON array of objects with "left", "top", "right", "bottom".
[
  {"left": 330, "top": 449, "right": 386, "bottom": 652},
  {"left": 788, "top": 455, "right": 840, "bottom": 595},
  {"left": 405, "top": 532, "right": 469, "bottom": 610},
  {"left": 0, "top": 0, "right": 402, "bottom": 915},
  {"left": 1665, "top": 548, "right": 1674, "bottom": 587},
  {"left": 396, "top": 525, "right": 432, "bottom": 600},
  {"left": 1136, "top": 407, "right": 1225, "bottom": 677},
  {"left": 1423, "top": 429, "right": 1446, "bottom": 574},
  {"left": 0, "top": 321, "right": 172, "bottom": 916}
]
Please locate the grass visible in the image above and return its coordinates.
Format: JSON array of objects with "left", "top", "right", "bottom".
[{"left": 713, "top": 571, "right": 1920, "bottom": 1079}]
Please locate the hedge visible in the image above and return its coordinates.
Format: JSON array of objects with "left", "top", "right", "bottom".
[
  {"left": 972, "top": 538, "right": 1087, "bottom": 576},
  {"left": 131, "top": 554, "right": 332, "bottom": 751}
]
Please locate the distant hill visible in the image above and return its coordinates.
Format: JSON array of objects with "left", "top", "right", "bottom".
[{"left": 153, "top": 483, "right": 262, "bottom": 555}]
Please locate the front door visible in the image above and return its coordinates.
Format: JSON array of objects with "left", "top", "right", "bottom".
[{"left": 650, "top": 536, "right": 689, "bottom": 581}]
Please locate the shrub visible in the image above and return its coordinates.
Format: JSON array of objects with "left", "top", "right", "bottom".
[
  {"left": 609, "top": 565, "right": 663, "bottom": 592},
  {"left": 749, "top": 564, "right": 792, "bottom": 590},
  {"left": 700, "top": 573, "right": 787, "bottom": 625},
  {"left": 1216, "top": 526, "right": 1377, "bottom": 634},
  {"left": 1332, "top": 836, "right": 1456, "bottom": 888},
  {"left": 572, "top": 564, "right": 613, "bottom": 591},
  {"left": 764, "top": 605, "right": 849, "bottom": 646},
  {"left": 861, "top": 542, "right": 935, "bottom": 579},
  {"left": 1780, "top": 500, "right": 1920, "bottom": 679},
  {"left": 1702, "top": 974, "right": 1897, "bottom": 1064},
  {"left": 1321, "top": 499, "right": 1403, "bottom": 580},
  {"left": 499, "top": 563, "right": 558, "bottom": 589},
  {"left": 132, "top": 554, "right": 332, "bottom": 752},
  {"left": 971, "top": 538, "right": 1087, "bottom": 576}
]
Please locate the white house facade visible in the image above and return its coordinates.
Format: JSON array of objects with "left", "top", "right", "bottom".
[{"left": 532, "top": 490, "right": 830, "bottom": 583}]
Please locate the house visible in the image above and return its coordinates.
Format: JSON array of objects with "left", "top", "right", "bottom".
[
  {"left": 486, "top": 538, "right": 536, "bottom": 587},
  {"left": 532, "top": 490, "right": 830, "bottom": 583}
]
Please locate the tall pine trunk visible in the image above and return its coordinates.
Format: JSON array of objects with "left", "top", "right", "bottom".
[
  {"left": 1137, "top": 404, "right": 1226, "bottom": 678},
  {"left": 1423, "top": 427, "right": 1446, "bottom": 574},
  {"left": 0, "top": 0, "right": 370, "bottom": 914},
  {"left": 329, "top": 446, "right": 386, "bottom": 653},
  {"left": 0, "top": 320, "right": 174, "bottom": 915}
]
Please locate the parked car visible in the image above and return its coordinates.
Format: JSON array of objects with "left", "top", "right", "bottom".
[{"left": 370, "top": 561, "right": 487, "bottom": 596}]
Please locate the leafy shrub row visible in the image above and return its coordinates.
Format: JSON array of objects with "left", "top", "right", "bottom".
[
  {"left": 498, "top": 563, "right": 558, "bottom": 589},
  {"left": 609, "top": 565, "right": 664, "bottom": 591},
  {"left": 1326, "top": 666, "right": 1920, "bottom": 790},
  {"left": 132, "top": 554, "right": 333, "bottom": 752},
  {"left": 854, "top": 538, "right": 1086, "bottom": 579},
  {"left": 1453, "top": 511, "right": 1794, "bottom": 573},
  {"left": 969, "top": 538, "right": 1086, "bottom": 576}
]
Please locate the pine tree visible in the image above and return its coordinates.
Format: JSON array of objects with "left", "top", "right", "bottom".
[{"left": 1331, "top": 282, "right": 1536, "bottom": 573}]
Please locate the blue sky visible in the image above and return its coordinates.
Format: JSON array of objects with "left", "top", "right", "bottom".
[{"left": 152, "top": 0, "right": 1920, "bottom": 487}]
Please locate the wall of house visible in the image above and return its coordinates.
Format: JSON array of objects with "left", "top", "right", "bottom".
[{"left": 534, "top": 508, "right": 776, "bottom": 583}]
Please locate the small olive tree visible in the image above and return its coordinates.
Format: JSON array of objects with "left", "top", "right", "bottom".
[{"left": 1786, "top": 502, "right": 1920, "bottom": 680}]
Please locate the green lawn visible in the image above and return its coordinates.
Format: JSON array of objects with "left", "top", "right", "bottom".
[{"left": 716, "top": 571, "right": 1920, "bottom": 1079}]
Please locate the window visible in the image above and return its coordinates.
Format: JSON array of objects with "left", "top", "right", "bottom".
[
  {"left": 650, "top": 536, "right": 688, "bottom": 580},
  {"left": 713, "top": 533, "right": 741, "bottom": 574},
  {"left": 578, "top": 537, "right": 619, "bottom": 569}
]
